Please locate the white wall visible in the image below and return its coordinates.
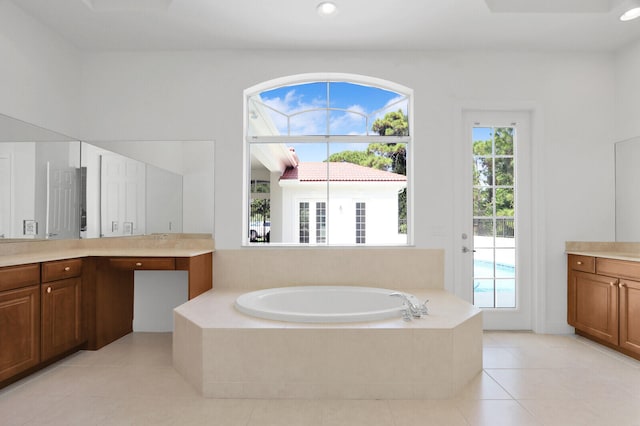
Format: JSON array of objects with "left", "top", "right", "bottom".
[
  {"left": 78, "top": 49, "right": 616, "bottom": 333},
  {"left": 0, "top": 2, "right": 81, "bottom": 137},
  {"left": 182, "top": 140, "right": 215, "bottom": 235},
  {"left": 615, "top": 39, "right": 640, "bottom": 141}
]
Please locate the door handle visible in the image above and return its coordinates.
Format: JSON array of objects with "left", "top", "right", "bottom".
[{"left": 462, "top": 246, "right": 476, "bottom": 253}]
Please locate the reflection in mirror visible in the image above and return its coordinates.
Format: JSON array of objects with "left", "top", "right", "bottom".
[
  {"left": 81, "top": 143, "right": 147, "bottom": 238},
  {"left": 615, "top": 137, "right": 640, "bottom": 241},
  {"left": 81, "top": 141, "right": 187, "bottom": 238},
  {"left": 0, "top": 113, "right": 80, "bottom": 241},
  {"left": 146, "top": 165, "right": 183, "bottom": 234}
]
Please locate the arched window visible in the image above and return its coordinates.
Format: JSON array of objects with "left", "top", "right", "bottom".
[{"left": 244, "top": 74, "right": 412, "bottom": 245}]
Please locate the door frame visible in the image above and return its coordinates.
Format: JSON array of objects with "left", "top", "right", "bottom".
[{"left": 452, "top": 102, "right": 545, "bottom": 332}]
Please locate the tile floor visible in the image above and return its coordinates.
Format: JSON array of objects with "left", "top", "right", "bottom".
[{"left": 1, "top": 331, "right": 639, "bottom": 425}]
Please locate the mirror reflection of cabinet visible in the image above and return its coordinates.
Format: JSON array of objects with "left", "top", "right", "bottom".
[{"left": 615, "top": 138, "right": 640, "bottom": 241}]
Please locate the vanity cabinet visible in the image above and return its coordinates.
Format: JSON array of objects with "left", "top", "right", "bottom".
[
  {"left": 0, "top": 263, "right": 41, "bottom": 382},
  {"left": 85, "top": 252, "right": 213, "bottom": 350},
  {"left": 0, "top": 250, "right": 213, "bottom": 387},
  {"left": 619, "top": 278, "right": 640, "bottom": 355},
  {"left": 40, "top": 259, "right": 84, "bottom": 361},
  {"left": 568, "top": 254, "right": 640, "bottom": 359}
]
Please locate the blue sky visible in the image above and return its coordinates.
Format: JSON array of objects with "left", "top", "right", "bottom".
[
  {"left": 473, "top": 127, "right": 493, "bottom": 142},
  {"left": 258, "top": 82, "right": 407, "bottom": 162}
]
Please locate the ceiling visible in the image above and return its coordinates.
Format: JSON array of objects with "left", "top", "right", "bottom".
[{"left": 12, "top": 0, "right": 640, "bottom": 51}]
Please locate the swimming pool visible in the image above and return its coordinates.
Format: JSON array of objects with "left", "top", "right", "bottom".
[{"left": 473, "top": 260, "right": 516, "bottom": 308}]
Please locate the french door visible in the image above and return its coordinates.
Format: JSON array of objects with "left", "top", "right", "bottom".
[{"left": 459, "top": 111, "right": 532, "bottom": 330}]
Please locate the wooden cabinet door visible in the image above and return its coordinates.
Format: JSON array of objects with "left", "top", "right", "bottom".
[
  {"left": 570, "top": 271, "right": 619, "bottom": 345},
  {"left": 41, "top": 277, "right": 83, "bottom": 361},
  {"left": 0, "top": 285, "right": 40, "bottom": 382},
  {"left": 619, "top": 279, "right": 640, "bottom": 356}
]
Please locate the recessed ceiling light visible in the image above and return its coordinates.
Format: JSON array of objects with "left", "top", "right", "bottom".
[
  {"left": 620, "top": 0, "right": 640, "bottom": 21},
  {"left": 317, "top": 2, "right": 338, "bottom": 17},
  {"left": 620, "top": 6, "right": 640, "bottom": 21}
]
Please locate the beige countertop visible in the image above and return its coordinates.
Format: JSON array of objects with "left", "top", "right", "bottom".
[
  {"left": 566, "top": 241, "right": 640, "bottom": 262},
  {"left": 566, "top": 251, "right": 640, "bottom": 262},
  {"left": 175, "top": 288, "right": 481, "bottom": 330},
  {"left": 0, "top": 234, "right": 214, "bottom": 268}
]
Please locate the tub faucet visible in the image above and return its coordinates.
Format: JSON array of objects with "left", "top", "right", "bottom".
[{"left": 389, "top": 292, "right": 429, "bottom": 320}]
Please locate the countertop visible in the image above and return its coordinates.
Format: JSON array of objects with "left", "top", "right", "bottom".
[
  {"left": 0, "top": 234, "right": 214, "bottom": 268},
  {"left": 566, "top": 241, "right": 640, "bottom": 262},
  {"left": 566, "top": 251, "right": 640, "bottom": 262}
]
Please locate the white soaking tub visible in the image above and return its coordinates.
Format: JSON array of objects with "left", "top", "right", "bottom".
[{"left": 235, "top": 286, "right": 412, "bottom": 323}]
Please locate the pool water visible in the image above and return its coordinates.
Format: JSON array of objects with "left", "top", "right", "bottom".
[{"left": 473, "top": 260, "right": 516, "bottom": 308}]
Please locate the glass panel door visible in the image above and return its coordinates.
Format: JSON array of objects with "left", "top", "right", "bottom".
[
  {"left": 472, "top": 127, "right": 516, "bottom": 308},
  {"left": 458, "top": 110, "right": 531, "bottom": 330}
]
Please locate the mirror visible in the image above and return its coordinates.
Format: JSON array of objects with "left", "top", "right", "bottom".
[
  {"left": 0, "top": 114, "right": 81, "bottom": 241},
  {"left": 81, "top": 140, "right": 213, "bottom": 238},
  {"left": 0, "top": 112, "right": 213, "bottom": 241},
  {"left": 615, "top": 137, "right": 640, "bottom": 241}
]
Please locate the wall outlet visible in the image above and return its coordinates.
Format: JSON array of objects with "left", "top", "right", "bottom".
[{"left": 23, "top": 220, "right": 37, "bottom": 236}]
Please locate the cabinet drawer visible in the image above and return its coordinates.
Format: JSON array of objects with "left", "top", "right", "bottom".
[
  {"left": 597, "top": 258, "right": 640, "bottom": 280},
  {"left": 42, "top": 259, "right": 83, "bottom": 283},
  {"left": 108, "top": 257, "right": 175, "bottom": 271},
  {"left": 0, "top": 263, "right": 40, "bottom": 292},
  {"left": 568, "top": 255, "right": 595, "bottom": 273}
]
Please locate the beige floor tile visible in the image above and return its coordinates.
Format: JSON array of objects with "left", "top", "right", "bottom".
[
  {"left": 247, "top": 399, "right": 323, "bottom": 426},
  {"left": 455, "top": 371, "right": 513, "bottom": 400},
  {"left": 24, "top": 396, "right": 127, "bottom": 426},
  {"left": 4, "top": 331, "right": 640, "bottom": 426},
  {"left": 484, "top": 368, "right": 576, "bottom": 400},
  {"left": 586, "top": 398, "right": 640, "bottom": 426},
  {"left": 483, "top": 331, "right": 581, "bottom": 349},
  {"left": 321, "top": 400, "right": 394, "bottom": 426},
  {"left": 456, "top": 399, "right": 540, "bottom": 426},
  {"left": 517, "top": 399, "right": 604, "bottom": 426},
  {"left": 558, "top": 368, "right": 640, "bottom": 400},
  {"left": 177, "top": 398, "right": 256, "bottom": 426},
  {"left": 0, "top": 393, "right": 65, "bottom": 426},
  {"left": 482, "top": 347, "right": 525, "bottom": 369},
  {"left": 388, "top": 399, "right": 468, "bottom": 426}
]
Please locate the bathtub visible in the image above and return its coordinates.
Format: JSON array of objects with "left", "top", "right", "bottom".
[
  {"left": 175, "top": 288, "right": 483, "bottom": 399},
  {"left": 235, "top": 286, "right": 413, "bottom": 323}
]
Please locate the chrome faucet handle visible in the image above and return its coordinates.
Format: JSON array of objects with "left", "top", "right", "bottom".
[
  {"left": 418, "top": 299, "right": 429, "bottom": 316},
  {"left": 390, "top": 292, "right": 428, "bottom": 319},
  {"left": 390, "top": 292, "right": 412, "bottom": 320}
]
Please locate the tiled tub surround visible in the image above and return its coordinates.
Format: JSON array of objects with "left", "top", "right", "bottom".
[{"left": 173, "top": 248, "right": 483, "bottom": 399}]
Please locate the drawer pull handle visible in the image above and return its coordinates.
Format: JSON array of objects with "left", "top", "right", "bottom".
[
  {"left": 576, "top": 261, "right": 583, "bottom": 265},
  {"left": 64, "top": 266, "right": 71, "bottom": 271},
  {"left": 47, "top": 287, "right": 51, "bottom": 294},
  {"left": 620, "top": 283, "right": 626, "bottom": 288},
  {"left": 135, "top": 262, "right": 142, "bottom": 267},
  {"left": 610, "top": 282, "right": 616, "bottom": 286}
]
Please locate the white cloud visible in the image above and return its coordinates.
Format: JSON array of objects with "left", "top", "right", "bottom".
[{"left": 259, "top": 90, "right": 409, "bottom": 136}]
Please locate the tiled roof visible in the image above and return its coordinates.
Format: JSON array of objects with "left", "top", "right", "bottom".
[{"left": 280, "top": 162, "right": 407, "bottom": 182}]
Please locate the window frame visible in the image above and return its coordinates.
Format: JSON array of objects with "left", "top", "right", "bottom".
[{"left": 243, "top": 73, "right": 414, "bottom": 246}]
